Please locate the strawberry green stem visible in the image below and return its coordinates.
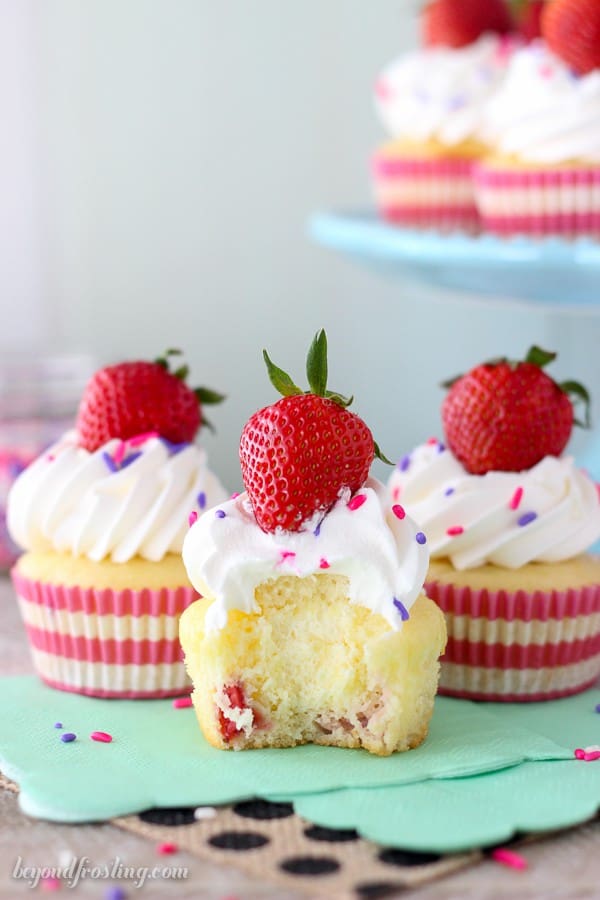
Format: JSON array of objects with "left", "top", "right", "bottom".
[{"left": 263, "top": 329, "right": 391, "bottom": 464}]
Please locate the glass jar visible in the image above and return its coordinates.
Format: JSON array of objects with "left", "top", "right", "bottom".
[{"left": 0, "top": 353, "right": 94, "bottom": 570}]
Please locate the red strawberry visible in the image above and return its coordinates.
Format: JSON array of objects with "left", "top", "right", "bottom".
[
  {"left": 441, "top": 346, "right": 590, "bottom": 475},
  {"left": 542, "top": 0, "right": 600, "bottom": 75},
  {"left": 239, "top": 331, "right": 386, "bottom": 534},
  {"left": 514, "top": 0, "right": 546, "bottom": 42},
  {"left": 76, "top": 349, "right": 224, "bottom": 452},
  {"left": 422, "top": 0, "right": 514, "bottom": 48}
]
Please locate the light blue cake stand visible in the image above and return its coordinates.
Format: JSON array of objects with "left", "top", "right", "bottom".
[{"left": 309, "top": 212, "right": 600, "bottom": 494}]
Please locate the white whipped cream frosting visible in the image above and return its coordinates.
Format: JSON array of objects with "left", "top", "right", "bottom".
[
  {"left": 388, "top": 441, "right": 600, "bottom": 570},
  {"left": 182, "top": 477, "right": 429, "bottom": 632},
  {"left": 7, "top": 431, "right": 227, "bottom": 563},
  {"left": 483, "top": 41, "right": 600, "bottom": 163},
  {"left": 375, "top": 34, "right": 519, "bottom": 146}
]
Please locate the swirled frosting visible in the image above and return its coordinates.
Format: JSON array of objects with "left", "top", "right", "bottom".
[
  {"left": 182, "top": 477, "right": 429, "bottom": 632},
  {"left": 7, "top": 431, "right": 227, "bottom": 563},
  {"left": 388, "top": 440, "right": 600, "bottom": 570},
  {"left": 375, "top": 34, "right": 519, "bottom": 146},
  {"left": 483, "top": 41, "right": 600, "bottom": 163}
]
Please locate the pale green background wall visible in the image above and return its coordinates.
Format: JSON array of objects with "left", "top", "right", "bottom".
[{"left": 1, "top": 0, "right": 598, "bottom": 489}]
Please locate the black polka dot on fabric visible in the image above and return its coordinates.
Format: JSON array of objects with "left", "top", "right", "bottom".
[
  {"left": 378, "top": 847, "right": 442, "bottom": 867},
  {"left": 280, "top": 856, "right": 341, "bottom": 876},
  {"left": 355, "top": 881, "right": 405, "bottom": 898},
  {"left": 208, "top": 830, "right": 270, "bottom": 851},
  {"left": 138, "top": 807, "right": 197, "bottom": 827},
  {"left": 304, "top": 824, "right": 360, "bottom": 843},
  {"left": 233, "top": 799, "right": 294, "bottom": 820}
]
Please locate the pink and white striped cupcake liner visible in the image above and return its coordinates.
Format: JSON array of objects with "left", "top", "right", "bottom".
[
  {"left": 372, "top": 153, "right": 480, "bottom": 232},
  {"left": 474, "top": 164, "right": 600, "bottom": 238},
  {"left": 426, "top": 579, "right": 600, "bottom": 702},
  {"left": 12, "top": 568, "right": 198, "bottom": 698}
]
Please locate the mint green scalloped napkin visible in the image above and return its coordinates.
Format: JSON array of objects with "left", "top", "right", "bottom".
[
  {"left": 0, "top": 675, "right": 572, "bottom": 823},
  {"left": 293, "top": 758, "right": 600, "bottom": 852},
  {"left": 286, "top": 688, "right": 600, "bottom": 851}
]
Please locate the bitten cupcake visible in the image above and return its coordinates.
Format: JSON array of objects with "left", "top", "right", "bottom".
[
  {"left": 475, "top": 0, "right": 600, "bottom": 238},
  {"left": 8, "top": 351, "right": 227, "bottom": 698},
  {"left": 389, "top": 346, "right": 600, "bottom": 701},
  {"left": 180, "top": 331, "right": 446, "bottom": 755},
  {"left": 373, "top": 0, "right": 517, "bottom": 232}
]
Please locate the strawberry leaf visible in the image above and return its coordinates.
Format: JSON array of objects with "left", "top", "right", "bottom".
[
  {"left": 173, "top": 364, "right": 190, "bottom": 380},
  {"left": 201, "top": 413, "right": 215, "bottom": 433},
  {"left": 194, "top": 387, "right": 226, "bottom": 405},
  {"left": 525, "top": 346, "right": 557, "bottom": 369},
  {"left": 306, "top": 329, "right": 328, "bottom": 397},
  {"left": 263, "top": 350, "right": 303, "bottom": 397},
  {"left": 441, "top": 373, "right": 463, "bottom": 389},
  {"left": 374, "top": 441, "right": 393, "bottom": 466},
  {"left": 560, "top": 380, "right": 591, "bottom": 429},
  {"left": 325, "top": 390, "right": 353, "bottom": 409}
]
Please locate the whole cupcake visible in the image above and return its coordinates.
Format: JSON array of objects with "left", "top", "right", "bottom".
[
  {"left": 373, "top": 0, "right": 518, "bottom": 232},
  {"left": 180, "top": 331, "right": 446, "bottom": 755},
  {"left": 389, "top": 346, "right": 600, "bottom": 701},
  {"left": 475, "top": 0, "right": 600, "bottom": 237},
  {"left": 7, "top": 350, "right": 227, "bottom": 698}
]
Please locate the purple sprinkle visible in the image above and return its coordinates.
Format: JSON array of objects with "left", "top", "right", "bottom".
[
  {"left": 120, "top": 451, "right": 142, "bottom": 470},
  {"left": 415, "top": 532, "right": 427, "bottom": 545},
  {"left": 104, "top": 887, "right": 127, "bottom": 900},
  {"left": 448, "top": 94, "right": 466, "bottom": 110},
  {"left": 160, "top": 437, "right": 189, "bottom": 455},
  {"left": 61, "top": 732, "right": 77, "bottom": 743},
  {"left": 313, "top": 521, "right": 322, "bottom": 537},
  {"left": 393, "top": 598, "right": 410, "bottom": 621},
  {"left": 398, "top": 455, "right": 411, "bottom": 473},
  {"left": 518, "top": 511, "right": 537, "bottom": 527},
  {"left": 437, "top": 443, "right": 446, "bottom": 453},
  {"left": 102, "top": 452, "right": 118, "bottom": 473},
  {"left": 595, "top": 703, "right": 600, "bottom": 713},
  {"left": 197, "top": 491, "right": 207, "bottom": 510},
  {"left": 215, "top": 509, "right": 226, "bottom": 519},
  {"left": 54, "top": 722, "right": 63, "bottom": 729},
  {"left": 444, "top": 487, "right": 455, "bottom": 496}
]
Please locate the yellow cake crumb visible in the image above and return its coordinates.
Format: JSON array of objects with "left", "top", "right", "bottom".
[{"left": 180, "top": 573, "right": 447, "bottom": 756}]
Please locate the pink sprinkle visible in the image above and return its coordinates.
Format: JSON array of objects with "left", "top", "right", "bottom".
[
  {"left": 188, "top": 510, "right": 198, "bottom": 527},
  {"left": 157, "top": 842, "right": 178, "bottom": 855},
  {"left": 574, "top": 748, "right": 586, "bottom": 759},
  {"left": 596, "top": 483, "right": 600, "bottom": 503},
  {"left": 172, "top": 696, "right": 193, "bottom": 709},
  {"left": 491, "top": 848, "right": 528, "bottom": 870},
  {"left": 392, "top": 485, "right": 402, "bottom": 502},
  {"left": 392, "top": 504, "right": 406, "bottom": 520},
  {"left": 446, "top": 526, "right": 464, "bottom": 537},
  {"left": 230, "top": 491, "right": 240, "bottom": 499},
  {"left": 279, "top": 550, "right": 296, "bottom": 562},
  {"left": 509, "top": 486, "right": 524, "bottom": 510},
  {"left": 90, "top": 731, "right": 113, "bottom": 743},
  {"left": 347, "top": 493, "right": 367, "bottom": 511},
  {"left": 41, "top": 877, "right": 61, "bottom": 892},
  {"left": 375, "top": 78, "right": 393, "bottom": 101},
  {"left": 46, "top": 454, "right": 55, "bottom": 462},
  {"left": 319, "top": 558, "right": 330, "bottom": 569},
  {"left": 128, "top": 431, "right": 159, "bottom": 446},
  {"left": 113, "top": 441, "right": 126, "bottom": 465},
  {"left": 584, "top": 750, "right": 600, "bottom": 761},
  {"left": 426, "top": 437, "right": 438, "bottom": 445}
]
